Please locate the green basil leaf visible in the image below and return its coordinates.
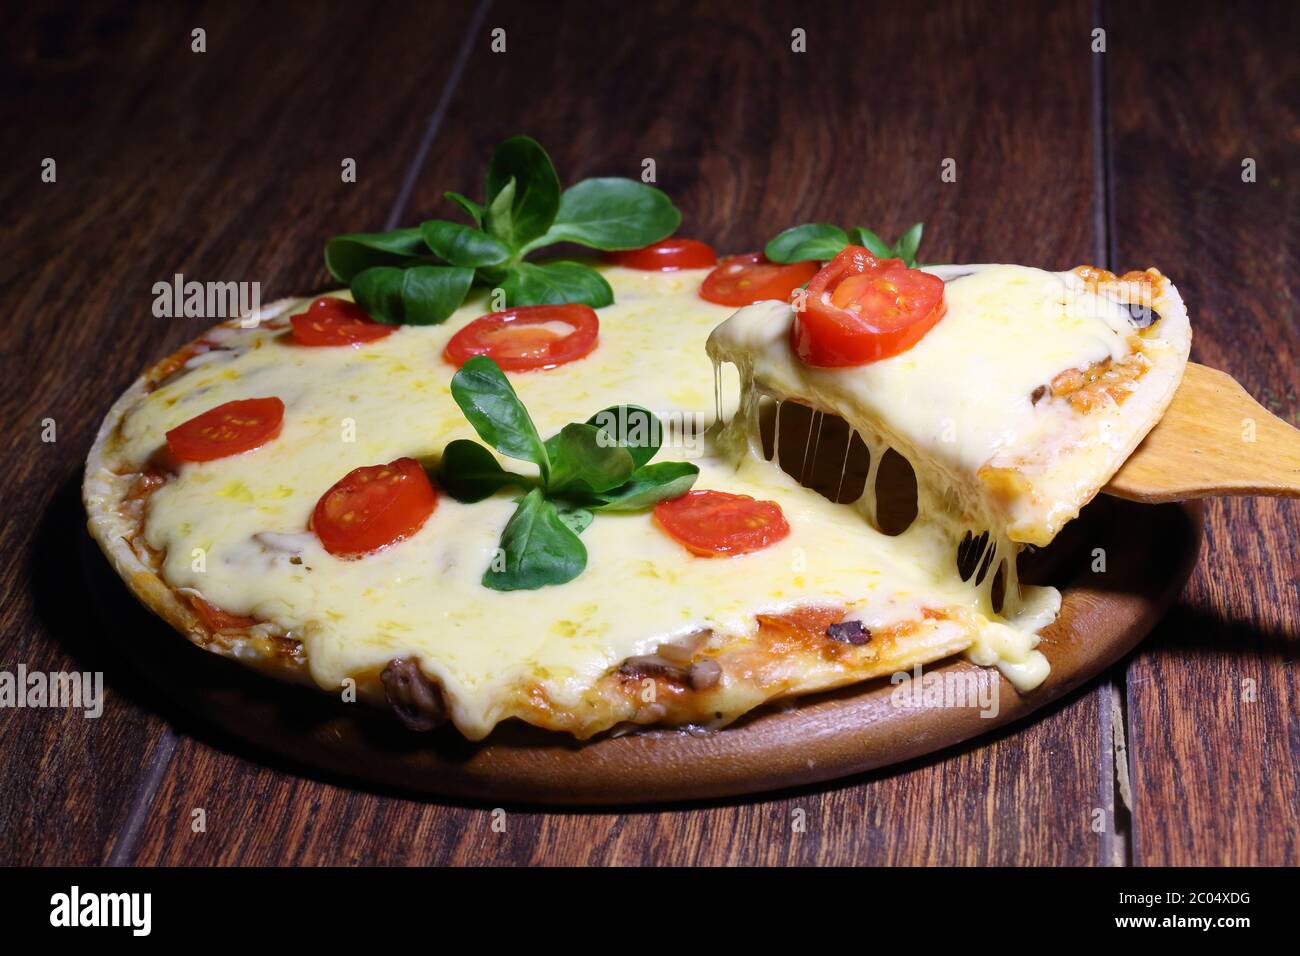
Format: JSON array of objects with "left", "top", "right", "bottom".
[
  {"left": 589, "top": 461, "right": 699, "bottom": 512},
  {"left": 893, "top": 221, "right": 924, "bottom": 267},
  {"left": 419, "top": 219, "right": 511, "bottom": 268},
  {"left": 764, "top": 223, "right": 848, "bottom": 263},
  {"left": 521, "top": 177, "right": 680, "bottom": 253},
  {"left": 583, "top": 404, "right": 662, "bottom": 469},
  {"left": 546, "top": 423, "right": 635, "bottom": 497},
  {"left": 483, "top": 488, "right": 586, "bottom": 591},
  {"left": 484, "top": 177, "right": 517, "bottom": 246},
  {"left": 484, "top": 136, "right": 561, "bottom": 248},
  {"left": 351, "top": 264, "right": 474, "bottom": 325},
  {"left": 325, "top": 228, "right": 430, "bottom": 282},
  {"left": 849, "top": 226, "right": 893, "bottom": 259},
  {"left": 439, "top": 439, "right": 532, "bottom": 502},
  {"left": 554, "top": 501, "right": 594, "bottom": 536},
  {"left": 444, "top": 191, "right": 484, "bottom": 227},
  {"left": 450, "top": 356, "right": 550, "bottom": 478},
  {"left": 501, "top": 261, "right": 613, "bottom": 309}
]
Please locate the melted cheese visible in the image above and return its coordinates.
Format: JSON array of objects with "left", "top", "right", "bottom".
[
  {"left": 108, "top": 263, "right": 1160, "bottom": 738},
  {"left": 709, "top": 265, "right": 1147, "bottom": 546}
]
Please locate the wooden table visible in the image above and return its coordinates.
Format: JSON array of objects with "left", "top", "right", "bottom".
[{"left": 3, "top": 0, "right": 1295, "bottom": 866}]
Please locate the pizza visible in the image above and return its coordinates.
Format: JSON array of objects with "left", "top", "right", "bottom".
[{"left": 83, "top": 139, "right": 1191, "bottom": 743}]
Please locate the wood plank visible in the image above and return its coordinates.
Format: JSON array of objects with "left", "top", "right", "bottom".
[
  {"left": 1108, "top": 0, "right": 1299, "bottom": 865},
  {"left": 0, "top": 0, "right": 476, "bottom": 864},
  {"left": 132, "top": 689, "right": 1102, "bottom": 865},
  {"left": 131, "top": 0, "right": 1116, "bottom": 865}
]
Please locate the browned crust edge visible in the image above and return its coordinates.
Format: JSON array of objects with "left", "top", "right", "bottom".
[{"left": 82, "top": 298, "right": 321, "bottom": 692}]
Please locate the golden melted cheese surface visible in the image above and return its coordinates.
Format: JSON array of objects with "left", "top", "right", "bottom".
[{"left": 104, "top": 264, "right": 1154, "bottom": 738}]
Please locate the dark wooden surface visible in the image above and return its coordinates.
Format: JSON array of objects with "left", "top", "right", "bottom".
[
  {"left": 2, "top": 0, "right": 1294, "bottom": 866},
  {"left": 1107, "top": 2, "right": 1300, "bottom": 866}
]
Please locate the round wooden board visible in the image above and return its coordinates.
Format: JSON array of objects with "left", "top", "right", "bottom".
[{"left": 83, "top": 496, "right": 1201, "bottom": 806}]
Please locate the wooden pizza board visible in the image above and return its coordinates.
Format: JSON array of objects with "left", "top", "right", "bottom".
[{"left": 82, "top": 494, "right": 1201, "bottom": 805}]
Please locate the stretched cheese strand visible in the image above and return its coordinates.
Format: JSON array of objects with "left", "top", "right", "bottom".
[
  {"left": 719, "top": 356, "right": 1054, "bottom": 689},
  {"left": 705, "top": 269, "right": 1099, "bottom": 689}
]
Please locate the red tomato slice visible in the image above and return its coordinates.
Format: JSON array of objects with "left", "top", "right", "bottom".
[
  {"left": 165, "top": 397, "right": 285, "bottom": 462},
  {"left": 699, "top": 253, "right": 819, "bottom": 307},
  {"left": 443, "top": 304, "right": 599, "bottom": 372},
  {"left": 653, "top": 490, "right": 790, "bottom": 557},
  {"left": 291, "top": 297, "right": 395, "bottom": 346},
  {"left": 189, "top": 595, "right": 257, "bottom": 632},
  {"left": 311, "top": 457, "right": 438, "bottom": 557},
  {"left": 605, "top": 238, "right": 717, "bottom": 271},
  {"left": 792, "top": 245, "right": 947, "bottom": 366}
]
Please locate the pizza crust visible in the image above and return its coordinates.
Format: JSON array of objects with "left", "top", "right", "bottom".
[{"left": 83, "top": 298, "right": 326, "bottom": 691}]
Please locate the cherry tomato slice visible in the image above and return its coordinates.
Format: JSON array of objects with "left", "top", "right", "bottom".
[
  {"left": 792, "top": 245, "right": 947, "bottom": 367},
  {"left": 165, "top": 397, "right": 285, "bottom": 462},
  {"left": 605, "top": 238, "right": 717, "bottom": 271},
  {"left": 443, "top": 304, "right": 599, "bottom": 371},
  {"left": 653, "top": 490, "right": 790, "bottom": 557},
  {"left": 699, "top": 253, "right": 819, "bottom": 307},
  {"left": 189, "top": 595, "right": 256, "bottom": 631},
  {"left": 291, "top": 297, "right": 395, "bottom": 346},
  {"left": 311, "top": 457, "right": 438, "bottom": 557}
]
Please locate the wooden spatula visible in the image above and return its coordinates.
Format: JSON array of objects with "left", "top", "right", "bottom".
[{"left": 1105, "top": 363, "right": 1300, "bottom": 502}]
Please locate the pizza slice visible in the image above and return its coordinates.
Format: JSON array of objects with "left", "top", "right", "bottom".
[
  {"left": 707, "top": 247, "right": 1190, "bottom": 687},
  {"left": 710, "top": 252, "right": 1191, "bottom": 549}
]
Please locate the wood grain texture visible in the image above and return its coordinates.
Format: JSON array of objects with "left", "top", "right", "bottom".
[
  {"left": 1107, "top": 0, "right": 1299, "bottom": 864},
  {"left": 126, "top": 0, "right": 1117, "bottom": 865},
  {"left": 5, "top": 0, "right": 1291, "bottom": 867},
  {"left": 1107, "top": 363, "right": 1300, "bottom": 501},
  {"left": 0, "top": 0, "right": 474, "bottom": 864}
]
